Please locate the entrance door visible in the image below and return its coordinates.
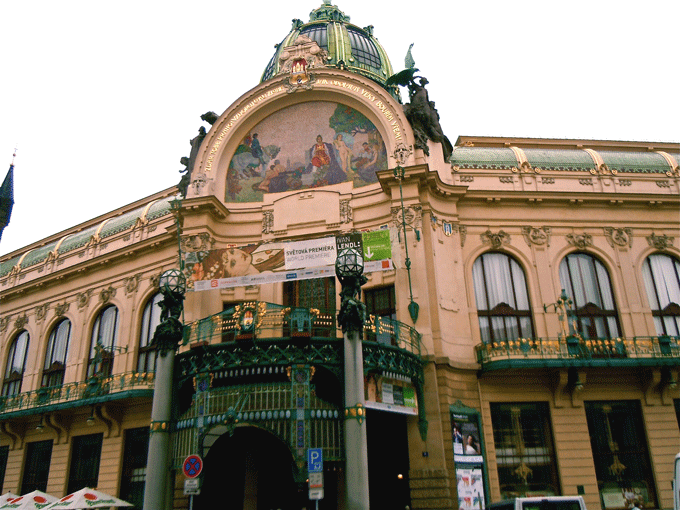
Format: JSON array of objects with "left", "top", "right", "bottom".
[{"left": 196, "top": 427, "right": 300, "bottom": 510}]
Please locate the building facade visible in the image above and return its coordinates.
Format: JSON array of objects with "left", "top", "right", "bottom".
[{"left": 0, "top": 3, "right": 679, "bottom": 510}]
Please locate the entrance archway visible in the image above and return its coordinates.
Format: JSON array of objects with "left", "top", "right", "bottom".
[{"left": 195, "top": 426, "right": 301, "bottom": 510}]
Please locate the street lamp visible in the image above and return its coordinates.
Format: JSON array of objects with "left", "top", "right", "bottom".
[
  {"left": 335, "top": 248, "right": 370, "bottom": 510},
  {"left": 143, "top": 269, "right": 186, "bottom": 510}
]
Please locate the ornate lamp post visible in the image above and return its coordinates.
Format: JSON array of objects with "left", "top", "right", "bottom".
[
  {"left": 143, "top": 269, "right": 186, "bottom": 510},
  {"left": 335, "top": 248, "right": 370, "bottom": 510}
]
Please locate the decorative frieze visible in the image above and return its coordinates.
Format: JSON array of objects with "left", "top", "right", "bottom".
[
  {"left": 578, "top": 178, "right": 593, "bottom": 186},
  {"left": 566, "top": 232, "right": 593, "bottom": 249},
  {"left": 499, "top": 176, "right": 513, "bottom": 184},
  {"left": 481, "top": 230, "right": 510, "bottom": 249},
  {"left": 459, "top": 175, "right": 474, "bottom": 182},
  {"left": 262, "top": 211, "right": 274, "bottom": 234},
  {"left": 604, "top": 227, "right": 633, "bottom": 249},
  {"left": 647, "top": 233, "right": 674, "bottom": 250},
  {"left": 339, "top": 199, "right": 353, "bottom": 224},
  {"left": 618, "top": 179, "right": 632, "bottom": 186},
  {"left": 656, "top": 180, "right": 671, "bottom": 188},
  {"left": 541, "top": 177, "right": 555, "bottom": 185},
  {"left": 522, "top": 226, "right": 552, "bottom": 247}
]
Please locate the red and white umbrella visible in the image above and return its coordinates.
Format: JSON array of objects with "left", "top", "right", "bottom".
[
  {"left": 0, "top": 490, "right": 58, "bottom": 510},
  {"left": 0, "top": 495, "right": 18, "bottom": 507},
  {"left": 44, "top": 488, "right": 131, "bottom": 510}
]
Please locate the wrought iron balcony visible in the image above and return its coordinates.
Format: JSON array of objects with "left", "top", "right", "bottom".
[
  {"left": 475, "top": 335, "right": 680, "bottom": 372},
  {"left": 178, "top": 301, "right": 424, "bottom": 393},
  {"left": 0, "top": 371, "right": 155, "bottom": 418}
]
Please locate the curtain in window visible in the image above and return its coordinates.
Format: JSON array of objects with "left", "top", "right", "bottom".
[
  {"left": 559, "top": 253, "right": 620, "bottom": 339},
  {"left": 473, "top": 253, "right": 533, "bottom": 343},
  {"left": 3, "top": 331, "right": 29, "bottom": 396},
  {"left": 138, "top": 293, "right": 162, "bottom": 372},
  {"left": 89, "top": 306, "right": 119, "bottom": 377},
  {"left": 642, "top": 254, "right": 680, "bottom": 336},
  {"left": 43, "top": 320, "right": 71, "bottom": 387}
]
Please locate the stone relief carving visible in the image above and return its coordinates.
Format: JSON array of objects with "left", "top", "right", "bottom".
[
  {"left": 604, "top": 227, "right": 633, "bottom": 249},
  {"left": 481, "top": 230, "right": 510, "bottom": 249},
  {"left": 460, "top": 226, "right": 468, "bottom": 247},
  {"left": 150, "top": 273, "right": 162, "bottom": 290},
  {"left": 0, "top": 316, "right": 9, "bottom": 333},
  {"left": 499, "top": 176, "right": 514, "bottom": 184},
  {"left": 340, "top": 199, "right": 353, "bottom": 224},
  {"left": 100, "top": 286, "right": 116, "bottom": 304},
  {"left": 391, "top": 205, "right": 422, "bottom": 233},
  {"left": 391, "top": 143, "right": 413, "bottom": 166},
  {"left": 278, "top": 35, "right": 329, "bottom": 93},
  {"left": 14, "top": 314, "right": 28, "bottom": 331},
  {"left": 76, "top": 290, "right": 92, "bottom": 310},
  {"left": 54, "top": 302, "right": 70, "bottom": 317},
  {"left": 522, "top": 226, "right": 552, "bottom": 247},
  {"left": 566, "top": 233, "right": 593, "bottom": 249},
  {"left": 647, "top": 233, "right": 674, "bottom": 250},
  {"left": 124, "top": 274, "right": 141, "bottom": 296},
  {"left": 181, "top": 234, "right": 215, "bottom": 253},
  {"left": 35, "top": 303, "right": 50, "bottom": 323},
  {"left": 262, "top": 211, "right": 274, "bottom": 234}
]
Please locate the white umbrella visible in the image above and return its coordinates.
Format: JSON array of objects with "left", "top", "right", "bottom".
[
  {"left": 0, "top": 495, "right": 18, "bottom": 507},
  {"left": 44, "top": 488, "right": 131, "bottom": 510},
  {"left": 0, "top": 490, "right": 57, "bottom": 510}
]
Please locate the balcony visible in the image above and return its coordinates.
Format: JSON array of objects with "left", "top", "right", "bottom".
[
  {"left": 177, "top": 301, "right": 425, "bottom": 400},
  {"left": 0, "top": 372, "right": 155, "bottom": 418},
  {"left": 475, "top": 335, "right": 680, "bottom": 372}
]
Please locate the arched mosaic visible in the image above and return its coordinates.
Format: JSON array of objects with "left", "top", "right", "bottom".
[{"left": 226, "top": 101, "right": 387, "bottom": 202}]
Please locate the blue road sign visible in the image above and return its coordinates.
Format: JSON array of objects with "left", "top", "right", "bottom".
[{"left": 307, "top": 448, "right": 323, "bottom": 473}]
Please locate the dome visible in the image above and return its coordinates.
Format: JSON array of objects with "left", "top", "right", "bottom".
[{"left": 261, "top": 2, "right": 396, "bottom": 93}]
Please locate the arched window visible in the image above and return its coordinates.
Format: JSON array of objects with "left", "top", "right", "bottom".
[
  {"left": 642, "top": 253, "right": 680, "bottom": 336},
  {"left": 88, "top": 305, "right": 119, "bottom": 378},
  {"left": 138, "top": 293, "right": 162, "bottom": 373},
  {"left": 559, "top": 253, "right": 620, "bottom": 339},
  {"left": 472, "top": 252, "right": 534, "bottom": 343},
  {"left": 43, "top": 319, "right": 71, "bottom": 387},
  {"left": 3, "top": 331, "right": 29, "bottom": 396}
]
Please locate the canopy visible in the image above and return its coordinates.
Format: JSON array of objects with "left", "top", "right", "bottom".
[
  {"left": 44, "top": 488, "right": 131, "bottom": 510},
  {"left": 0, "top": 490, "right": 57, "bottom": 510}
]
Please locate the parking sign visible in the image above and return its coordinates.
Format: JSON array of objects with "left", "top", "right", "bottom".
[{"left": 307, "top": 448, "right": 323, "bottom": 473}]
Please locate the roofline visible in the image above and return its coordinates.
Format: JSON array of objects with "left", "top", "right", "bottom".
[{"left": 454, "top": 135, "right": 680, "bottom": 152}]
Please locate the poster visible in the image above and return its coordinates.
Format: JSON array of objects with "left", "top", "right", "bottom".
[
  {"left": 451, "top": 403, "right": 487, "bottom": 510},
  {"left": 364, "top": 373, "right": 417, "bottom": 415}
]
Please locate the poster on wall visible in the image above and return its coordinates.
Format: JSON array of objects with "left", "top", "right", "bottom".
[
  {"left": 183, "top": 228, "right": 392, "bottom": 291},
  {"left": 451, "top": 401, "right": 488, "bottom": 510},
  {"left": 364, "top": 373, "right": 418, "bottom": 416},
  {"left": 226, "top": 101, "right": 388, "bottom": 202}
]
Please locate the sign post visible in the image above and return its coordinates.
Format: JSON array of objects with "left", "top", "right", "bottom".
[
  {"left": 183, "top": 454, "right": 203, "bottom": 510},
  {"left": 307, "top": 448, "right": 324, "bottom": 508}
]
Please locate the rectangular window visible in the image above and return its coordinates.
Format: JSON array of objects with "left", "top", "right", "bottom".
[
  {"left": 67, "top": 434, "right": 103, "bottom": 494},
  {"left": 120, "top": 427, "right": 149, "bottom": 510},
  {"left": 22, "top": 440, "right": 53, "bottom": 493},
  {"left": 490, "top": 402, "right": 560, "bottom": 498},
  {"left": 364, "top": 285, "right": 396, "bottom": 345},
  {"left": 585, "top": 401, "right": 657, "bottom": 510},
  {"left": 283, "top": 278, "right": 336, "bottom": 337},
  {"left": 0, "top": 445, "right": 8, "bottom": 493}
]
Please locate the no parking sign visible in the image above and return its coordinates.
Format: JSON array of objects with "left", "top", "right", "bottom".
[{"left": 183, "top": 454, "right": 203, "bottom": 478}]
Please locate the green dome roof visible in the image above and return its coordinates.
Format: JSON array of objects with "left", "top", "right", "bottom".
[{"left": 261, "top": 2, "right": 395, "bottom": 90}]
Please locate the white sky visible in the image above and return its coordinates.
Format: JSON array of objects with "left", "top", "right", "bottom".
[{"left": 1, "top": 0, "right": 678, "bottom": 256}]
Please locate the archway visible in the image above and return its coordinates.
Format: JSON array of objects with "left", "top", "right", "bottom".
[{"left": 195, "top": 426, "right": 301, "bottom": 510}]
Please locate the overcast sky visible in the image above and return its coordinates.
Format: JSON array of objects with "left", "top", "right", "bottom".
[{"left": 1, "top": 0, "right": 677, "bottom": 256}]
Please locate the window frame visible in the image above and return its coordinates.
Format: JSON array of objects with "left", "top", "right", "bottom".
[
  {"left": 641, "top": 253, "right": 680, "bottom": 337},
  {"left": 42, "top": 319, "right": 71, "bottom": 388},
  {"left": 3, "top": 330, "right": 30, "bottom": 397},
  {"left": 138, "top": 293, "right": 162, "bottom": 373},
  {"left": 559, "top": 252, "right": 621, "bottom": 340},
  {"left": 472, "top": 252, "right": 535, "bottom": 343},
  {"left": 88, "top": 305, "right": 120, "bottom": 378}
]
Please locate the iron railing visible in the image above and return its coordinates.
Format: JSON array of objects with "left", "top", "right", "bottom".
[
  {"left": 476, "top": 335, "right": 680, "bottom": 369},
  {"left": 182, "top": 301, "right": 423, "bottom": 357},
  {"left": 0, "top": 371, "right": 155, "bottom": 415}
]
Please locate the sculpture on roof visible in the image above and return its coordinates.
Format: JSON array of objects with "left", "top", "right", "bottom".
[
  {"left": 386, "top": 44, "right": 453, "bottom": 161},
  {"left": 179, "top": 112, "right": 217, "bottom": 197}
]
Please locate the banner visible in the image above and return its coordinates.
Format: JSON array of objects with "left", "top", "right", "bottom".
[
  {"left": 364, "top": 373, "right": 418, "bottom": 416},
  {"left": 183, "top": 229, "right": 393, "bottom": 291}
]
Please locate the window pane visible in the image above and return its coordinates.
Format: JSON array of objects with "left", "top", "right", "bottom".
[
  {"left": 22, "top": 440, "right": 53, "bottom": 493},
  {"left": 585, "top": 401, "right": 657, "bottom": 509},
  {"left": 642, "top": 254, "right": 680, "bottom": 336},
  {"left": 120, "top": 427, "right": 149, "bottom": 510},
  {"left": 68, "top": 434, "right": 103, "bottom": 494}
]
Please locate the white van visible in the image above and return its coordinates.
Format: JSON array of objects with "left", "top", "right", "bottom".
[{"left": 488, "top": 496, "right": 587, "bottom": 510}]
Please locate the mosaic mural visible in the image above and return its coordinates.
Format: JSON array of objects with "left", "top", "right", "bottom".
[{"left": 226, "top": 101, "right": 387, "bottom": 202}]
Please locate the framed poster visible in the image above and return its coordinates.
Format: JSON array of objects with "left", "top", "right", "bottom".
[{"left": 451, "top": 401, "right": 489, "bottom": 510}]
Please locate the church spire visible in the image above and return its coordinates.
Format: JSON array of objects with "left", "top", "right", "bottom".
[{"left": 0, "top": 150, "right": 16, "bottom": 243}]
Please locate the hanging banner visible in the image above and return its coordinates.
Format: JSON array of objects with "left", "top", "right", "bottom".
[
  {"left": 364, "top": 372, "right": 418, "bottom": 416},
  {"left": 184, "top": 230, "right": 393, "bottom": 291}
]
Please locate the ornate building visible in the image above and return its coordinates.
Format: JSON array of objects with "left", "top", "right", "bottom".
[{"left": 0, "top": 3, "right": 678, "bottom": 510}]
